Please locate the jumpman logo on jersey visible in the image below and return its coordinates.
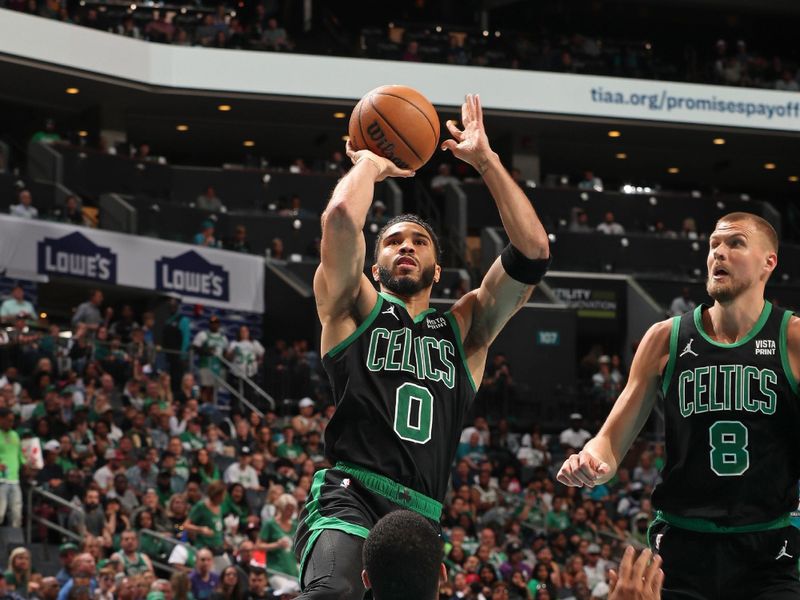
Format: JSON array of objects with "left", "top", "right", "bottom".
[
  {"left": 776, "top": 540, "right": 793, "bottom": 560},
  {"left": 382, "top": 304, "right": 400, "bottom": 321},
  {"left": 680, "top": 338, "right": 699, "bottom": 358}
]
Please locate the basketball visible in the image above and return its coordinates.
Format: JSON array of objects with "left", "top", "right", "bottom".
[{"left": 348, "top": 85, "right": 440, "bottom": 171}]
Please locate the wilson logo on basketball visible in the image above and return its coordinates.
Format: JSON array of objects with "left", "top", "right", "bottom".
[{"left": 367, "top": 121, "right": 410, "bottom": 170}]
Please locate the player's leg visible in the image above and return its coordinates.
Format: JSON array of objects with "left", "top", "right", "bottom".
[
  {"left": 734, "top": 527, "right": 800, "bottom": 600},
  {"left": 649, "top": 522, "right": 715, "bottom": 600},
  {"left": 296, "top": 529, "right": 366, "bottom": 600}
]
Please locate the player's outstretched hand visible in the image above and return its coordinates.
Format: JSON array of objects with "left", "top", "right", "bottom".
[
  {"left": 441, "top": 93, "right": 495, "bottom": 174},
  {"left": 556, "top": 448, "right": 611, "bottom": 487},
  {"left": 345, "top": 141, "right": 415, "bottom": 181},
  {"left": 608, "top": 547, "right": 663, "bottom": 600}
]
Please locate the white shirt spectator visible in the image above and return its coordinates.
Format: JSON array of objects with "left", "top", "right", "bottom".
[
  {"left": 559, "top": 426, "right": 592, "bottom": 449},
  {"left": 223, "top": 461, "right": 260, "bottom": 489},
  {"left": 10, "top": 202, "right": 38, "bottom": 219},
  {"left": 459, "top": 425, "right": 490, "bottom": 446},
  {"left": 516, "top": 444, "right": 549, "bottom": 468},
  {"left": 596, "top": 221, "right": 625, "bottom": 235},
  {"left": 669, "top": 294, "right": 696, "bottom": 317},
  {"left": 228, "top": 339, "right": 265, "bottom": 378}
]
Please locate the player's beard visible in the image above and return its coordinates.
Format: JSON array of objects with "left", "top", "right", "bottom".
[
  {"left": 378, "top": 263, "right": 436, "bottom": 296},
  {"left": 706, "top": 272, "right": 749, "bottom": 303}
]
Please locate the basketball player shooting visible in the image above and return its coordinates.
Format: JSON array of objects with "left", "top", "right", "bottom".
[
  {"left": 293, "top": 93, "right": 551, "bottom": 599},
  {"left": 557, "top": 213, "right": 800, "bottom": 599}
]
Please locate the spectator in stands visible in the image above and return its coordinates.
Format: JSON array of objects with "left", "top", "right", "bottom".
[
  {"left": 223, "top": 446, "right": 259, "bottom": 489},
  {"left": 145, "top": 11, "right": 174, "bottom": 44},
  {"left": 261, "top": 18, "right": 290, "bottom": 51},
  {"left": 775, "top": 69, "right": 799, "bottom": 91},
  {"left": 290, "top": 397, "right": 320, "bottom": 436},
  {"left": 126, "top": 451, "right": 158, "bottom": 496},
  {"left": 4, "top": 546, "right": 34, "bottom": 596},
  {"left": 110, "top": 305, "right": 139, "bottom": 344},
  {"left": 368, "top": 200, "right": 389, "bottom": 226},
  {"left": 162, "top": 298, "right": 192, "bottom": 394},
  {"left": 257, "top": 493, "right": 299, "bottom": 592},
  {"left": 402, "top": 40, "right": 421, "bottom": 62},
  {"left": 567, "top": 207, "right": 592, "bottom": 233},
  {"left": 268, "top": 237, "right": 284, "bottom": 260},
  {"left": 184, "top": 481, "right": 226, "bottom": 553},
  {"left": 194, "top": 220, "right": 222, "bottom": 248},
  {"left": 576, "top": 170, "right": 603, "bottom": 192},
  {"left": 669, "top": 286, "right": 696, "bottom": 316},
  {"left": 0, "top": 407, "right": 25, "bottom": 528},
  {"left": 31, "top": 118, "right": 61, "bottom": 144},
  {"left": 632, "top": 451, "right": 660, "bottom": 488},
  {"left": 596, "top": 211, "right": 624, "bottom": 235},
  {"left": 244, "top": 567, "right": 271, "bottom": 600},
  {"left": 0, "top": 283, "right": 36, "bottom": 324},
  {"left": 559, "top": 413, "right": 592, "bottom": 451},
  {"left": 55, "top": 553, "right": 96, "bottom": 600},
  {"left": 189, "top": 549, "right": 219, "bottom": 600},
  {"left": 111, "top": 530, "right": 155, "bottom": 576},
  {"left": 54, "top": 544, "right": 77, "bottom": 587},
  {"left": 32, "top": 577, "right": 60, "bottom": 600},
  {"left": 9, "top": 189, "right": 38, "bottom": 219},
  {"left": 592, "top": 354, "right": 623, "bottom": 402},
  {"left": 192, "top": 316, "right": 228, "bottom": 404},
  {"left": 431, "top": 163, "right": 461, "bottom": 195},
  {"left": 196, "top": 186, "right": 225, "bottom": 212},
  {"left": 53, "top": 195, "right": 84, "bottom": 226},
  {"left": 116, "top": 15, "right": 142, "bottom": 39},
  {"left": 71, "top": 289, "right": 105, "bottom": 331},
  {"left": 224, "top": 226, "right": 252, "bottom": 253},
  {"left": 680, "top": 216, "right": 700, "bottom": 239},
  {"left": 67, "top": 488, "right": 106, "bottom": 537}
]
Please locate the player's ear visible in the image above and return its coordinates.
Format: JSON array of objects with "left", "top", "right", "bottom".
[
  {"left": 765, "top": 251, "right": 777, "bottom": 274},
  {"left": 439, "top": 563, "right": 448, "bottom": 584},
  {"left": 361, "top": 569, "right": 371, "bottom": 589},
  {"left": 434, "top": 264, "right": 441, "bottom": 284},
  {"left": 371, "top": 263, "right": 380, "bottom": 282}
]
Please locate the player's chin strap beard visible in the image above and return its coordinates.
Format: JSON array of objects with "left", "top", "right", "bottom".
[{"left": 377, "top": 264, "right": 436, "bottom": 296}]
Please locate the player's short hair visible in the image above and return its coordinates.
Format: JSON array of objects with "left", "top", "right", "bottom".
[
  {"left": 363, "top": 510, "right": 442, "bottom": 600},
  {"left": 373, "top": 214, "right": 441, "bottom": 263},
  {"left": 716, "top": 212, "right": 778, "bottom": 253}
]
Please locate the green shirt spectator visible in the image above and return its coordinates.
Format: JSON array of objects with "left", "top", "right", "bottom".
[{"left": 185, "top": 482, "right": 226, "bottom": 552}]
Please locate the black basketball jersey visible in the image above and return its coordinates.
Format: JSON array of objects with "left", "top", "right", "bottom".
[
  {"left": 654, "top": 301, "right": 800, "bottom": 526},
  {"left": 321, "top": 291, "right": 477, "bottom": 503}
]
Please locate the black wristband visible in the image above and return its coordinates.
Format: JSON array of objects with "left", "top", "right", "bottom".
[{"left": 500, "top": 244, "right": 552, "bottom": 284}]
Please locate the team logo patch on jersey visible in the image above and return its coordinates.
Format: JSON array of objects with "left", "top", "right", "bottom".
[
  {"left": 776, "top": 540, "right": 793, "bottom": 560},
  {"left": 382, "top": 305, "right": 400, "bottom": 321},
  {"left": 426, "top": 317, "right": 447, "bottom": 329},
  {"left": 680, "top": 338, "right": 699, "bottom": 358},
  {"left": 340, "top": 478, "right": 351, "bottom": 489},
  {"left": 755, "top": 339, "right": 776, "bottom": 356}
]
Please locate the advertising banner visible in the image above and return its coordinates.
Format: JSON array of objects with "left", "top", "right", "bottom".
[{"left": 0, "top": 216, "right": 264, "bottom": 313}]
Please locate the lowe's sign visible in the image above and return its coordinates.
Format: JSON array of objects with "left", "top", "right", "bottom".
[
  {"left": 0, "top": 216, "right": 263, "bottom": 312},
  {"left": 156, "top": 251, "right": 230, "bottom": 302},
  {"left": 37, "top": 231, "right": 117, "bottom": 283}
]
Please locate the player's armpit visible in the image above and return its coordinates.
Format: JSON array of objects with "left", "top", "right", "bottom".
[{"left": 591, "top": 318, "right": 673, "bottom": 469}]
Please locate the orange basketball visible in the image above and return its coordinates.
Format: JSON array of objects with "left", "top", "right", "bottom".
[{"left": 348, "top": 85, "right": 440, "bottom": 171}]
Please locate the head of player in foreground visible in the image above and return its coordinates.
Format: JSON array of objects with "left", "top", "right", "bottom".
[
  {"left": 706, "top": 212, "right": 777, "bottom": 305},
  {"left": 362, "top": 510, "right": 446, "bottom": 600},
  {"left": 371, "top": 214, "right": 442, "bottom": 300}
]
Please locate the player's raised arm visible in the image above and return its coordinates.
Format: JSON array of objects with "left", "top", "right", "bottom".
[
  {"left": 444, "top": 94, "right": 550, "bottom": 362},
  {"left": 314, "top": 143, "right": 414, "bottom": 352},
  {"left": 557, "top": 318, "right": 672, "bottom": 487}
]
